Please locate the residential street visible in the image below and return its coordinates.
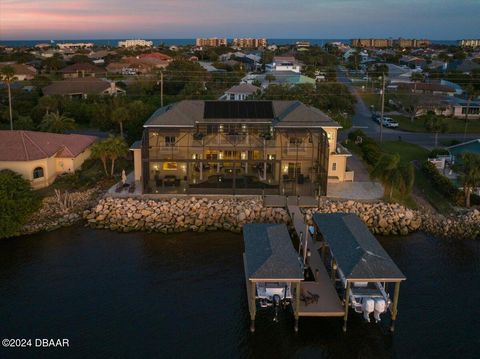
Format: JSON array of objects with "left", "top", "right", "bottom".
[{"left": 336, "top": 66, "right": 479, "bottom": 148}]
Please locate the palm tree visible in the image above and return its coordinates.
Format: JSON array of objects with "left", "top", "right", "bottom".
[
  {"left": 424, "top": 113, "right": 448, "bottom": 147},
  {"left": 103, "top": 136, "right": 129, "bottom": 176},
  {"left": 371, "top": 153, "right": 403, "bottom": 199},
  {"left": 90, "top": 140, "right": 109, "bottom": 176},
  {"left": 39, "top": 112, "right": 76, "bottom": 133},
  {"left": 112, "top": 106, "right": 130, "bottom": 138},
  {"left": 453, "top": 152, "right": 480, "bottom": 207},
  {"left": 463, "top": 85, "right": 479, "bottom": 141},
  {"left": 0, "top": 65, "right": 17, "bottom": 130}
]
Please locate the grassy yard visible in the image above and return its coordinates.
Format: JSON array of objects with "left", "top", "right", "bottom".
[
  {"left": 391, "top": 115, "right": 480, "bottom": 134},
  {"left": 380, "top": 141, "right": 452, "bottom": 213},
  {"left": 357, "top": 92, "right": 395, "bottom": 112}
]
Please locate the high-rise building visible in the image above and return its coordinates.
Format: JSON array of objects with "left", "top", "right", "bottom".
[
  {"left": 195, "top": 38, "right": 227, "bottom": 47},
  {"left": 118, "top": 39, "right": 153, "bottom": 48},
  {"left": 396, "top": 39, "right": 431, "bottom": 48},
  {"left": 459, "top": 39, "right": 480, "bottom": 47},
  {"left": 351, "top": 39, "right": 393, "bottom": 48},
  {"left": 232, "top": 38, "right": 267, "bottom": 48}
]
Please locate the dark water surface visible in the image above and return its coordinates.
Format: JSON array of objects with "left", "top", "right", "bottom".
[{"left": 0, "top": 227, "right": 479, "bottom": 359}]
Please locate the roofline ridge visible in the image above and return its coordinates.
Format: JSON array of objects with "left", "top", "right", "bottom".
[{"left": 23, "top": 131, "right": 54, "bottom": 159}]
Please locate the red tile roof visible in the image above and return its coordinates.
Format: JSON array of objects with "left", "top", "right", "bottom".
[
  {"left": 138, "top": 52, "right": 172, "bottom": 61},
  {"left": 0, "top": 130, "right": 97, "bottom": 161}
]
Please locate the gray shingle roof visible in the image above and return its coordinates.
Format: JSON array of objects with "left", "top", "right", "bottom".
[
  {"left": 313, "top": 213, "right": 406, "bottom": 281},
  {"left": 143, "top": 100, "right": 339, "bottom": 128},
  {"left": 243, "top": 224, "right": 304, "bottom": 280}
]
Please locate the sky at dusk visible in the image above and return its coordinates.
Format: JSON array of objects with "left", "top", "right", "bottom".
[{"left": 1, "top": 0, "right": 479, "bottom": 40}]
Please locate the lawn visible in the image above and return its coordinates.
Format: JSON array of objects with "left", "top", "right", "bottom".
[
  {"left": 357, "top": 92, "right": 395, "bottom": 112},
  {"left": 380, "top": 141, "right": 452, "bottom": 213},
  {"left": 391, "top": 115, "right": 480, "bottom": 134}
]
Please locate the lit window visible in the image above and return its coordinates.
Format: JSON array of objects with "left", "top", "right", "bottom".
[
  {"left": 33, "top": 167, "right": 44, "bottom": 179},
  {"left": 163, "top": 162, "right": 178, "bottom": 170}
]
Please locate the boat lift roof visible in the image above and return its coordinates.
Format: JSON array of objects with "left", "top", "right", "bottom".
[
  {"left": 243, "top": 223, "right": 304, "bottom": 281},
  {"left": 313, "top": 213, "right": 406, "bottom": 282}
]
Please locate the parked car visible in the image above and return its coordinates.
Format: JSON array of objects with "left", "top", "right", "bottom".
[
  {"left": 382, "top": 117, "right": 399, "bottom": 128},
  {"left": 371, "top": 113, "right": 380, "bottom": 122}
]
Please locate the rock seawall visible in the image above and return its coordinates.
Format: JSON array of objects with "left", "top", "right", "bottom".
[
  {"left": 18, "top": 187, "right": 103, "bottom": 236},
  {"left": 84, "top": 197, "right": 479, "bottom": 240},
  {"left": 84, "top": 197, "right": 290, "bottom": 233},
  {"left": 304, "top": 199, "right": 422, "bottom": 236}
]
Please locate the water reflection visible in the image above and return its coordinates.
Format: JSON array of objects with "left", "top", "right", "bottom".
[{"left": 0, "top": 228, "right": 478, "bottom": 358}]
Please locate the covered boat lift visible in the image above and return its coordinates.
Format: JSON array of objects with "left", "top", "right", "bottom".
[
  {"left": 243, "top": 223, "right": 304, "bottom": 332},
  {"left": 312, "top": 213, "right": 406, "bottom": 332}
]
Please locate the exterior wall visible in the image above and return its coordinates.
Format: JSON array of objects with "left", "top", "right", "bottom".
[
  {"left": 0, "top": 149, "right": 92, "bottom": 189},
  {"left": 132, "top": 149, "right": 142, "bottom": 181},
  {"left": 453, "top": 106, "right": 480, "bottom": 119},
  {"left": 0, "top": 158, "right": 55, "bottom": 189},
  {"left": 328, "top": 155, "right": 349, "bottom": 182}
]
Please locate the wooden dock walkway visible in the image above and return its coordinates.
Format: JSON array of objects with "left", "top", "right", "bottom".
[{"left": 287, "top": 204, "right": 345, "bottom": 318}]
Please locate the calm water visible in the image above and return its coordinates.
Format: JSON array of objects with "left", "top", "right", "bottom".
[{"left": 0, "top": 227, "right": 479, "bottom": 359}]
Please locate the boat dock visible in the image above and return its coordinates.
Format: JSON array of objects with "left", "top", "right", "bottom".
[
  {"left": 287, "top": 204, "right": 345, "bottom": 318},
  {"left": 243, "top": 196, "right": 405, "bottom": 332}
]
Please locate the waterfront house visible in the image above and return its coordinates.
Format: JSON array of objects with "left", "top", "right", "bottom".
[
  {"left": 242, "top": 71, "right": 316, "bottom": 88},
  {"left": 43, "top": 78, "right": 125, "bottom": 99},
  {"left": 60, "top": 63, "right": 107, "bottom": 79},
  {"left": 221, "top": 83, "right": 260, "bottom": 100},
  {"left": 131, "top": 100, "right": 353, "bottom": 195},
  {"left": 0, "top": 63, "right": 37, "bottom": 81},
  {"left": 0, "top": 131, "right": 97, "bottom": 189}
]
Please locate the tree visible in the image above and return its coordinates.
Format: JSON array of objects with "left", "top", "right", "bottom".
[
  {"left": 104, "top": 136, "right": 129, "bottom": 176},
  {"left": 0, "top": 65, "right": 17, "bottom": 130},
  {"left": 453, "top": 152, "right": 480, "bottom": 207},
  {"left": 111, "top": 106, "right": 130, "bottom": 137},
  {"left": 90, "top": 140, "right": 109, "bottom": 175},
  {"left": 39, "top": 111, "right": 76, "bottom": 133},
  {"left": 424, "top": 113, "right": 448, "bottom": 147},
  {"left": 0, "top": 169, "right": 41, "bottom": 238},
  {"left": 463, "top": 84, "right": 479, "bottom": 141},
  {"left": 371, "top": 153, "right": 415, "bottom": 200}
]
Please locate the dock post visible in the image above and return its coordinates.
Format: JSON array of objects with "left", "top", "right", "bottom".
[
  {"left": 390, "top": 282, "right": 401, "bottom": 332},
  {"left": 331, "top": 258, "right": 337, "bottom": 283},
  {"left": 250, "top": 281, "right": 256, "bottom": 333},
  {"left": 342, "top": 281, "right": 351, "bottom": 332},
  {"left": 294, "top": 282, "right": 301, "bottom": 332}
]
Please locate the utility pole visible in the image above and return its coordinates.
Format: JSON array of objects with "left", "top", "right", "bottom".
[{"left": 380, "top": 73, "right": 385, "bottom": 143}]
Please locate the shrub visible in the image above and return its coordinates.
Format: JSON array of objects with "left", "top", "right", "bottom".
[
  {"left": 0, "top": 170, "right": 42, "bottom": 238},
  {"left": 421, "top": 161, "right": 465, "bottom": 205},
  {"left": 348, "top": 129, "right": 366, "bottom": 142},
  {"left": 428, "top": 148, "right": 449, "bottom": 158}
]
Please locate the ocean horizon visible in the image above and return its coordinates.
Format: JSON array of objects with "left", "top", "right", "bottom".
[{"left": 0, "top": 38, "right": 460, "bottom": 47}]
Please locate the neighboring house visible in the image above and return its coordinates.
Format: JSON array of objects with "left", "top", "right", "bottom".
[
  {"left": 0, "top": 63, "right": 37, "bottom": 80},
  {"left": 448, "top": 139, "right": 480, "bottom": 161},
  {"left": 221, "top": 83, "right": 260, "bottom": 100},
  {"left": 106, "top": 62, "right": 139, "bottom": 75},
  {"left": 121, "top": 56, "right": 170, "bottom": 72},
  {"left": 0, "top": 131, "right": 97, "bottom": 189},
  {"left": 138, "top": 52, "right": 173, "bottom": 62},
  {"left": 266, "top": 56, "right": 302, "bottom": 73},
  {"left": 439, "top": 79, "right": 463, "bottom": 95},
  {"left": 448, "top": 97, "right": 480, "bottom": 119},
  {"left": 118, "top": 39, "right": 153, "bottom": 48},
  {"left": 242, "top": 71, "right": 316, "bottom": 88},
  {"left": 60, "top": 63, "right": 107, "bottom": 78},
  {"left": 43, "top": 78, "right": 125, "bottom": 99},
  {"left": 397, "top": 83, "right": 456, "bottom": 96},
  {"left": 385, "top": 63, "right": 417, "bottom": 83},
  {"left": 131, "top": 100, "right": 353, "bottom": 195}
]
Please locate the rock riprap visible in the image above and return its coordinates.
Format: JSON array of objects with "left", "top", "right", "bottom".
[{"left": 83, "top": 197, "right": 290, "bottom": 233}]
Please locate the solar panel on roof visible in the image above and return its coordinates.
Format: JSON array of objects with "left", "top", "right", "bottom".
[{"left": 204, "top": 101, "right": 274, "bottom": 119}]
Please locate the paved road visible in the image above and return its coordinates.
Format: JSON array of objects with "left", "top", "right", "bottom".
[{"left": 336, "top": 66, "right": 479, "bottom": 149}]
